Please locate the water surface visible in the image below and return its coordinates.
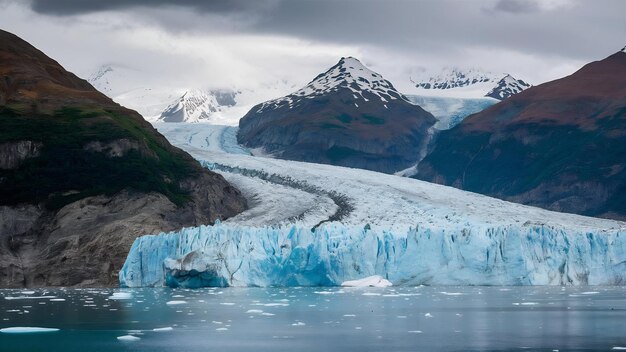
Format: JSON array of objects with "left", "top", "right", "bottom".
[{"left": 1, "top": 286, "right": 625, "bottom": 351}]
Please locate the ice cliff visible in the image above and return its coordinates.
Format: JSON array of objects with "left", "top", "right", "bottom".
[{"left": 119, "top": 222, "right": 626, "bottom": 288}]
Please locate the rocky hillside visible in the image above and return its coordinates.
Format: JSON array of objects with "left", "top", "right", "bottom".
[
  {"left": 0, "top": 29, "right": 247, "bottom": 287},
  {"left": 238, "top": 57, "right": 436, "bottom": 173},
  {"left": 416, "top": 49, "right": 626, "bottom": 220}
]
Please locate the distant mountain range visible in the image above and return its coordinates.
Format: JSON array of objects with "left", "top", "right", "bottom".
[
  {"left": 410, "top": 67, "right": 531, "bottom": 100},
  {"left": 417, "top": 47, "right": 626, "bottom": 220},
  {"left": 237, "top": 57, "right": 436, "bottom": 173},
  {"left": 86, "top": 65, "right": 296, "bottom": 124},
  {"left": 85, "top": 64, "right": 530, "bottom": 125}
]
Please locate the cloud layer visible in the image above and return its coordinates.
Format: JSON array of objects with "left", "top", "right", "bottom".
[{"left": 1, "top": 0, "right": 624, "bottom": 94}]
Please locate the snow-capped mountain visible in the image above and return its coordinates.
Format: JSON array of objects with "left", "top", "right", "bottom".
[
  {"left": 238, "top": 57, "right": 436, "bottom": 173},
  {"left": 409, "top": 67, "right": 530, "bottom": 100},
  {"left": 156, "top": 89, "right": 238, "bottom": 123},
  {"left": 485, "top": 74, "right": 531, "bottom": 100},
  {"left": 255, "top": 57, "right": 412, "bottom": 113}
]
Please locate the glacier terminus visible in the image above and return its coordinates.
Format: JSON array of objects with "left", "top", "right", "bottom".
[{"left": 120, "top": 124, "right": 626, "bottom": 288}]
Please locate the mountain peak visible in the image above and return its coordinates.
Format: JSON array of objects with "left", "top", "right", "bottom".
[
  {"left": 485, "top": 74, "right": 531, "bottom": 100},
  {"left": 621, "top": 45, "right": 626, "bottom": 53},
  {"left": 255, "top": 57, "right": 408, "bottom": 114}
]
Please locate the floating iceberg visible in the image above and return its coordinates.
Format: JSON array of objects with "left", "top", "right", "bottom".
[
  {"left": 0, "top": 327, "right": 60, "bottom": 334},
  {"left": 342, "top": 275, "right": 392, "bottom": 287},
  {"left": 119, "top": 222, "right": 626, "bottom": 288}
]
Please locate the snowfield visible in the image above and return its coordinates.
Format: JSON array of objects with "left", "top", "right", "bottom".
[{"left": 120, "top": 123, "right": 626, "bottom": 287}]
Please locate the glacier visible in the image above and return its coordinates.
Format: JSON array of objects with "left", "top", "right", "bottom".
[{"left": 120, "top": 222, "right": 626, "bottom": 288}]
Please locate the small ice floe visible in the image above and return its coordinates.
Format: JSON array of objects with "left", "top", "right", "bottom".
[
  {"left": 1, "top": 327, "right": 60, "bottom": 334},
  {"left": 262, "top": 303, "right": 289, "bottom": 307},
  {"left": 117, "top": 335, "right": 141, "bottom": 341},
  {"left": 408, "top": 330, "right": 423, "bottom": 334},
  {"left": 362, "top": 292, "right": 381, "bottom": 296},
  {"left": 216, "top": 327, "right": 228, "bottom": 331},
  {"left": 291, "top": 322, "right": 306, "bottom": 326},
  {"left": 261, "top": 313, "right": 275, "bottom": 316},
  {"left": 424, "top": 313, "right": 433, "bottom": 318},
  {"left": 580, "top": 291, "right": 600, "bottom": 295},
  {"left": 4, "top": 296, "right": 56, "bottom": 300},
  {"left": 166, "top": 300, "right": 187, "bottom": 305},
  {"left": 220, "top": 302, "right": 235, "bottom": 305},
  {"left": 172, "top": 295, "right": 185, "bottom": 298},
  {"left": 612, "top": 347, "right": 626, "bottom": 350},
  {"left": 341, "top": 275, "right": 392, "bottom": 288},
  {"left": 246, "top": 309, "right": 263, "bottom": 314},
  {"left": 440, "top": 292, "right": 463, "bottom": 296},
  {"left": 343, "top": 314, "right": 356, "bottom": 317},
  {"left": 20, "top": 291, "right": 35, "bottom": 295},
  {"left": 108, "top": 292, "right": 133, "bottom": 300},
  {"left": 153, "top": 327, "right": 173, "bottom": 332}
]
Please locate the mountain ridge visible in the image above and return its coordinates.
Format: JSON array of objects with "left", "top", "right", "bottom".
[
  {"left": 416, "top": 49, "right": 626, "bottom": 220},
  {"left": 0, "top": 29, "right": 246, "bottom": 287}
]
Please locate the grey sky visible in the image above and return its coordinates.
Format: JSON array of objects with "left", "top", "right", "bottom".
[{"left": 0, "top": 0, "right": 624, "bottom": 93}]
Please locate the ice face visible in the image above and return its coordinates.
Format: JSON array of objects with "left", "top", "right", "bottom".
[{"left": 119, "top": 222, "right": 626, "bottom": 288}]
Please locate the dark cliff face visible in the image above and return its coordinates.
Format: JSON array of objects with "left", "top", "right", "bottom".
[
  {"left": 416, "top": 51, "right": 626, "bottom": 220},
  {"left": 0, "top": 29, "right": 247, "bottom": 287},
  {"left": 238, "top": 57, "right": 436, "bottom": 174}
]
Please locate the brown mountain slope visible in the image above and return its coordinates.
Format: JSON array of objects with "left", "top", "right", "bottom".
[
  {"left": 0, "top": 29, "right": 247, "bottom": 287},
  {"left": 238, "top": 57, "right": 436, "bottom": 173},
  {"left": 417, "top": 50, "right": 626, "bottom": 220}
]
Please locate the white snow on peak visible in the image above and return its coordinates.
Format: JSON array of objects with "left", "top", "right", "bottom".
[
  {"left": 407, "top": 67, "right": 529, "bottom": 100},
  {"left": 156, "top": 89, "right": 238, "bottom": 123},
  {"left": 255, "top": 57, "right": 409, "bottom": 113},
  {"left": 485, "top": 74, "right": 531, "bottom": 100},
  {"left": 411, "top": 67, "right": 499, "bottom": 91},
  {"left": 621, "top": 45, "right": 626, "bottom": 53}
]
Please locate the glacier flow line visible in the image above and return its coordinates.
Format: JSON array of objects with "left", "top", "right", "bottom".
[{"left": 201, "top": 161, "right": 354, "bottom": 229}]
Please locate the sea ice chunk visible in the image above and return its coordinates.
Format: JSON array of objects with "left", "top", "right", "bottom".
[
  {"left": 0, "top": 327, "right": 60, "bottom": 333},
  {"left": 342, "top": 275, "right": 392, "bottom": 287}
]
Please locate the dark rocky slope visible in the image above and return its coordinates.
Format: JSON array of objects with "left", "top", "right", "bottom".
[
  {"left": 0, "top": 29, "right": 247, "bottom": 287},
  {"left": 417, "top": 49, "right": 626, "bottom": 220},
  {"left": 238, "top": 57, "right": 436, "bottom": 173}
]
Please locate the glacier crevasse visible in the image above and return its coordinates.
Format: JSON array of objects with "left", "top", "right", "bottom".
[{"left": 119, "top": 222, "right": 626, "bottom": 287}]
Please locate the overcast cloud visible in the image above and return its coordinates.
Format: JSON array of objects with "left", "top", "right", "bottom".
[{"left": 0, "top": 0, "right": 623, "bottom": 93}]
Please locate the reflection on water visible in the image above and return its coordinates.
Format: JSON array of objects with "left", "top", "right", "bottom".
[{"left": 1, "top": 286, "right": 625, "bottom": 352}]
